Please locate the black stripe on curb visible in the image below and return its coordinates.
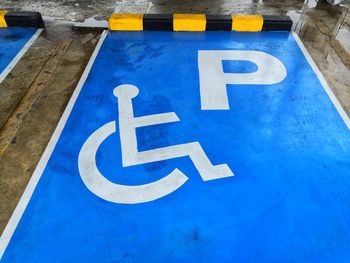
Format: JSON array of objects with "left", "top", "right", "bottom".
[
  {"left": 262, "top": 15, "right": 292, "bottom": 31},
  {"left": 143, "top": 14, "right": 173, "bottom": 31},
  {"left": 5, "top": 11, "right": 44, "bottom": 28},
  {"left": 206, "top": 15, "right": 232, "bottom": 31}
]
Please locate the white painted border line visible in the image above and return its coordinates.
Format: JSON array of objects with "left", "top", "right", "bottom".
[
  {"left": 0, "top": 30, "right": 108, "bottom": 260},
  {"left": 0, "top": 29, "right": 43, "bottom": 84},
  {"left": 292, "top": 31, "right": 350, "bottom": 130}
]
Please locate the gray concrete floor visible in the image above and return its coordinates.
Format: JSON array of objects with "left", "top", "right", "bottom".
[{"left": 0, "top": 0, "right": 349, "bottom": 233}]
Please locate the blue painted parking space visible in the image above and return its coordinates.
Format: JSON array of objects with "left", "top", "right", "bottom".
[
  {"left": 0, "top": 27, "right": 41, "bottom": 83},
  {"left": 1, "top": 31, "right": 350, "bottom": 262}
]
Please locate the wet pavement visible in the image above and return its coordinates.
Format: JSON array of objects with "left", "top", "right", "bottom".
[
  {"left": 2, "top": 30, "right": 350, "bottom": 262},
  {"left": 0, "top": 0, "right": 349, "bottom": 235},
  {"left": 0, "top": 22, "right": 102, "bottom": 232}
]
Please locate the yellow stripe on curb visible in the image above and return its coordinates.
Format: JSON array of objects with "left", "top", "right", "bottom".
[
  {"left": 231, "top": 15, "right": 263, "bottom": 32},
  {"left": 0, "top": 10, "right": 8, "bottom": 28},
  {"left": 109, "top": 14, "right": 143, "bottom": 31},
  {"left": 173, "top": 14, "right": 206, "bottom": 32}
]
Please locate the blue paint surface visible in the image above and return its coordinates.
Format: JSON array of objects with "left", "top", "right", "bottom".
[
  {"left": 222, "top": 59, "right": 258, "bottom": 73},
  {"left": 2, "top": 31, "right": 350, "bottom": 262},
  {"left": 0, "top": 28, "right": 37, "bottom": 76}
]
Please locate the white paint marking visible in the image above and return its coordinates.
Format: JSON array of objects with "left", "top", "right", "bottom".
[
  {"left": 198, "top": 50, "right": 287, "bottom": 110},
  {"left": 0, "top": 29, "right": 43, "bottom": 84},
  {"left": 78, "top": 84, "right": 233, "bottom": 204},
  {"left": 0, "top": 30, "right": 108, "bottom": 260},
  {"left": 78, "top": 121, "right": 189, "bottom": 204},
  {"left": 134, "top": 113, "right": 179, "bottom": 128},
  {"left": 292, "top": 31, "right": 350, "bottom": 129},
  {"left": 114, "top": 85, "right": 233, "bottom": 181}
]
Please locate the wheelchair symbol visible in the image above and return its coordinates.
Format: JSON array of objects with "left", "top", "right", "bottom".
[{"left": 78, "top": 84, "right": 234, "bottom": 204}]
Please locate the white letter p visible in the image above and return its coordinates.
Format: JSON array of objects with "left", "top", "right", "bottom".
[{"left": 198, "top": 50, "right": 287, "bottom": 110}]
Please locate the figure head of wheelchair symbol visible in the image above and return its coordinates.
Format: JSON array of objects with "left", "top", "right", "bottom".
[{"left": 113, "top": 84, "right": 139, "bottom": 99}]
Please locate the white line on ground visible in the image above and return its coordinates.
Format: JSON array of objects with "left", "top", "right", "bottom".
[
  {"left": 0, "top": 30, "right": 108, "bottom": 261},
  {"left": 0, "top": 29, "right": 43, "bottom": 84},
  {"left": 292, "top": 31, "right": 350, "bottom": 130}
]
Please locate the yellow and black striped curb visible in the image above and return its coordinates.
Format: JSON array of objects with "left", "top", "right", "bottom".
[
  {"left": 0, "top": 11, "right": 44, "bottom": 28},
  {"left": 109, "top": 14, "right": 292, "bottom": 32}
]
